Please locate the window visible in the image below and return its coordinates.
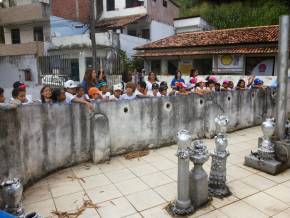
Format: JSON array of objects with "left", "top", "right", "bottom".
[
  {"left": 151, "top": 60, "right": 161, "bottom": 74},
  {"left": 0, "top": 27, "right": 4, "bottom": 43},
  {"left": 128, "top": 29, "right": 137, "bottom": 37},
  {"left": 245, "top": 57, "right": 275, "bottom": 76},
  {"left": 141, "top": 29, "right": 150, "bottom": 39},
  {"left": 34, "top": 27, "right": 44, "bottom": 42},
  {"left": 163, "top": 0, "right": 167, "bottom": 7},
  {"left": 107, "top": 0, "right": 115, "bottom": 11},
  {"left": 11, "top": 29, "right": 20, "bottom": 44},
  {"left": 126, "top": 0, "right": 144, "bottom": 8}
]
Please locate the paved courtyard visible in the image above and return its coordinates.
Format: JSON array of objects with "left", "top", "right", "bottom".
[{"left": 23, "top": 126, "right": 290, "bottom": 218}]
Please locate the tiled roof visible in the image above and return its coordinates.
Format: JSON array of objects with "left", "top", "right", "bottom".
[
  {"left": 96, "top": 14, "right": 147, "bottom": 29},
  {"left": 134, "top": 46, "right": 278, "bottom": 57},
  {"left": 135, "top": 25, "right": 279, "bottom": 50}
]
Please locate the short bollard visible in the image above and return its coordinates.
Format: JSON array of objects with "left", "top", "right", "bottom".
[
  {"left": 170, "top": 130, "right": 194, "bottom": 215},
  {"left": 208, "top": 115, "right": 231, "bottom": 197},
  {"left": 189, "top": 140, "right": 209, "bottom": 208},
  {"left": 0, "top": 178, "right": 25, "bottom": 218}
]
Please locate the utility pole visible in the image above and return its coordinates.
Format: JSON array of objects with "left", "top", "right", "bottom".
[{"left": 90, "top": 0, "right": 97, "bottom": 71}]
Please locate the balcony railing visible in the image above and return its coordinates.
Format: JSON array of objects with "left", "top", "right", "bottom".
[{"left": 0, "top": 2, "right": 49, "bottom": 25}]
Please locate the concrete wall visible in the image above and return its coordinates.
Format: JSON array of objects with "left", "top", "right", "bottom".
[
  {"left": 150, "top": 21, "right": 175, "bottom": 42},
  {"left": 0, "top": 89, "right": 275, "bottom": 188},
  {"left": 0, "top": 55, "right": 39, "bottom": 88}
]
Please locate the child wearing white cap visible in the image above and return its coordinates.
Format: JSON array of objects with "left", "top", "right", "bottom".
[{"left": 109, "top": 84, "right": 123, "bottom": 101}]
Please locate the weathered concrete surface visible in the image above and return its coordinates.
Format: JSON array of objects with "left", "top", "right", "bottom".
[{"left": 0, "top": 89, "right": 275, "bottom": 189}]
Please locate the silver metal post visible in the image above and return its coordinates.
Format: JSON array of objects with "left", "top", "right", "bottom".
[
  {"left": 170, "top": 130, "right": 194, "bottom": 215},
  {"left": 276, "top": 15, "right": 290, "bottom": 140}
]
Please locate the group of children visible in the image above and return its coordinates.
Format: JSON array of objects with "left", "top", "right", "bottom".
[{"left": 0, "top": 69, "right": 270, "bottom": 110}]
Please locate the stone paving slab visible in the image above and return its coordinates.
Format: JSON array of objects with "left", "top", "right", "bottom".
[{"left": 21, "top": 126, "right": 290, "bottom": 218}]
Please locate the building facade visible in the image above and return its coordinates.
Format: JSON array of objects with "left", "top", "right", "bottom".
[{"left": 135, "top": 25, "right": 289, "bottom": 76}]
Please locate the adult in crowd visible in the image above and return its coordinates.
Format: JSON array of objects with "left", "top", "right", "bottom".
[
  {"left": 40, "top": 85, "right": 52, "bottom": 104},
  {"left": 146, "top": 71, "right": 159, "bottom": 92},
  {"left": 98, "top": 69, "right": 107, "bottom": 82},
  {"left": 0, "top": 87, "right": 5, "bottom": 103},
  {"left": 64, "top": 80, "right": 93, "bottom": 110},
  {"left": 81, "top": 69, "right": 98, "bottom": 93},
  {"left": 120, "top": 82, "right": 136, "bottom": 100},
  {"left": 121, "top": 71, "right": 133, "bottom": 91},
  {"left": 171, "top": 71, "right": 185, "bottom": 89}
]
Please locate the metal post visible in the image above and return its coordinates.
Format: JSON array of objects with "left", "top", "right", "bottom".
[
  {"left": 276, "top": 15, "right": 290, "bottom": 140},
  {"left": 170, "top": 130, "right": 194, "bottom": 215}
]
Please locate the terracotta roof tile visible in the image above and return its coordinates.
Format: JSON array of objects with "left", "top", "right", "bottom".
[
  {"left": 96, "top": 14, "right": 147, "bottom": 29},
  {"left": 135, "top": 25, "right": 279, "bottom": 50},
  {"left": 134, "top": 46, "right": 279, "bottom": 57}
]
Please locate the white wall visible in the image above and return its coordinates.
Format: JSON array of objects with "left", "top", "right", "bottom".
[
  {"left": 120, "top": 33, "right": 150, "bottom": 57},
  {"left": 0, "top": 55, "right": 38, "bottom": 88},
  {"left": 150, "top": 20, "right": 174, "bottom": 41},
  {"left": 174, "top": 17, "right": 212, "bottom": 33},
  {"left": 102, "top": 0, "right": 147, "bottom": 19}
]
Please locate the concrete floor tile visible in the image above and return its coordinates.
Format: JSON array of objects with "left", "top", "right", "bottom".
[
  {"left": 264, "top": 184, "right": 290, "bottom": 205},
  {"left": 86, "top": 184, "right": 122, "bottom": 204},
  {"left": 80, "top": 174, "right": 111, "bottom": 190},
  {"left": 72, "top": 163, "right": 102, "bottom": 178},
  {"left": 273, "top": 208, "right": 290, "bottom": 218},
  {"left": 227, "top": 165, "right": 253, "bottom": 180},
  {"left": 123, "top": 213, "right": 142, "bottom": 218},
  {"left": 129, "top": 163, "right": 159, "bottom": 177},
  {"left": 258, "top": 170, "right": 290, "bottom": 183},
  {"left": 140, "top": 204, "right": 171, "bottom": 218},
  {"left": 150, "top": 159, "right": 176, "bottom": 171},
  {"left": 211, "top": 195, "right": 239, "bottom": 209},
  {"left": 105, "top": 168, "right": 136, "bottom": 183},
  {"left": 50, "top": 180, "right": 83, "bottom": 198},
  {"left": 189, "top": 205, "right": 215, "bottom": 218},
  {"left": 196, "top": 209, "right": 229, "bottom": 218},
  {"left": 220, "top": 201, "right": 267, "bottom": 218},
  {"left": 241, "top": 174, "right": 277, "bottom": 191},
  {"left": 116, "top": 156, "right": 148, "bottom": 167},
  {"left": 140, "top": 171, "right": 173, "bottom": 188},
  {"left": 98, "top": 159, "right": 126, "bottom": 173},
  {"left": 115, "top": 178, "right": 149, "bottom": 195},
  {"left": 54, "top": 191, "right": 88, "bottom": 212},
  {"left": 154, "top": 182, "right": 177, "bottom": 202},
  {"left": 162, "top": 167, "right": 177, "bottom": 181},
  {"left": 97, "top": 196, "right": 137, "bottom": 218},
  {"left": 78, "top": 209, "right": 100, "bottom": 218},
  {"left": 24, "top": 199, "right": 56, "bottom": 218},
  {"left": 243, "top": 192, "right": 288, "bottom": 216},
  {"left": 23, "top": 185, "right": 52, "bottom": 205},
  {"left": 127, "top": 189, "right": 165, "bottom": 211},
  {"left": 228, "top": 180, "right": 259, "bottom": 199}
]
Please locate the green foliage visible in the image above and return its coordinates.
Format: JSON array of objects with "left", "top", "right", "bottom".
[
  {"left": 119, "top": 49, "right": 143, "bottom": 72},
  {"left": 177, "top": 0, "right": 290, "bottom": 29}
]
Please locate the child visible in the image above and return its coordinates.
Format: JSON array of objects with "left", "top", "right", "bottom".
[
  {"left": 10, "top": 88, "right": 27, "bottom": 105},
  {"left": 12, "top": 81, "right": 33, "bottom": 104},
  {"left": 120, "top": 82, "right": 136, "bottom": 100},
  {"left": 64, "top": 80, "right": 93, "bottom": 110},
  {"left": 109, "top": 84, "right": 123, "bottom": 100},
  {"left": 221, "top": 80, "right": 231, "bottom": 91},
  {"left": 195, "top": 78, "right": 207, "bottom": 91},
  {"left": 215, "top": 82, "right": 221, "bottom": 92},
  {"left": 159, "top": 81, "right": 169, "bottom": 96},
  {"left": 207, "top": 80, "right": 216, "bottom": 92},
  {"left": 76, "top": 85, "right": 90, "bottom": 102},
  {"left": 252, "top": 78, "right": 265, "bottom": 89},
  {"left": 52, "top": 88, "right": 66, "bottom": 103},
  {"left": 236, "top": 79, "right": 246, "bottom": 90},
  {"left": 0, "top": 87, "right": 5, "bottom": 103},
  {"left": 98, "top": 81, "right": 110, "bottom": 100},
  {"left": 40, "top": 85, "right": 52, "bottom": 104},
  {"left": 149, "top": 83, "right": 161, "bottom": 97},
  {"left": 228, "top": 80, "right": 234, "bottom": 90},
  {"left": 135, "top": 81, "right": 148, "bottom": 97},
  {"left": 88, "top": 87, "right": 102, "bottom": 101},
  {"left": 175, "top": 82, "right": 189, "bottom": 95}
]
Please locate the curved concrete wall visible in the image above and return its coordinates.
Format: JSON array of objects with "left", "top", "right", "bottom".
[{"left": 0, "top": 89, "right": 275, "bottom": 188}]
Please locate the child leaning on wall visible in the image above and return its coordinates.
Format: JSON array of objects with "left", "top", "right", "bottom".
[
  {"left": 0, "top": 87, "right": 5, "bottom": 103},
  {"left": 120, "top": 82, "right": 136, "bottom": 100},
  {"left": 9, "top": 88, "right": 27, "bottom": 105}
]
